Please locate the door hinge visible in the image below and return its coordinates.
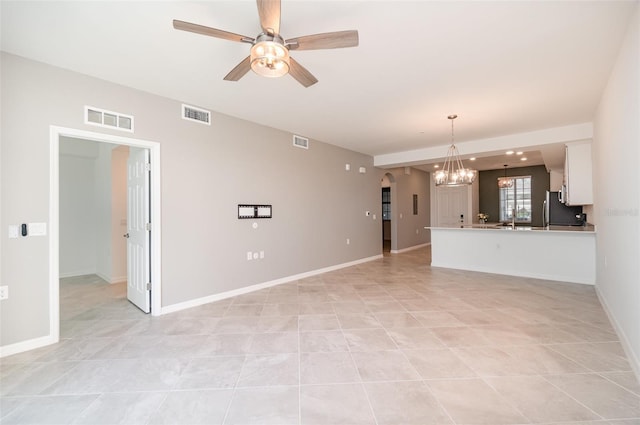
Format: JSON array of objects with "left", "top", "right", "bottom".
[
  {"left": 146, "top": 282, "right": 151, "bottom": 291},
  {"left": 145, "top": 163, "right": 151, "bottom": 172},
  {"left": 145, "top": 222, "right": 151, "bottom": 231}
]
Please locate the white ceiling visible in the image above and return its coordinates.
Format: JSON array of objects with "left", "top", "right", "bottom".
[{"left": 1, "top": 0, "right": 636, "bottom": 167}]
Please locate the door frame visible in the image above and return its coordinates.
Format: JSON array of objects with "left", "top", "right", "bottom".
[
  {"left": 49, "top": 126, "right": 163, "bottom": 342},
  {"left": 382, "top": 172, "right": 398, "bottom": 253}
]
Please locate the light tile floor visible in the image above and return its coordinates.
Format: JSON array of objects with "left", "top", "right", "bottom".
[{"left": 1, "top": 247, "right": 639, "bottom": 424}]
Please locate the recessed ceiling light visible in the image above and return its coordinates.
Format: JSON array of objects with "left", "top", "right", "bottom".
[
  {"left": 516, "top": 151, "right": 523, "bottom": 155},
  {"left": 506, "top": 150, "right": 514, "bottom": 155},
  {"left": 434, "top": 164, "right": 439, "bottom": 168},
  {"left": 469, "top": 157, "right": 476, "bottom": 161},
  {"left": 520, "top": 157, "right": 527, "bottom": 161}
]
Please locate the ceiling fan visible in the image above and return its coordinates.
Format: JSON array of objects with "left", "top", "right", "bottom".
[{"left": 173, "top": 0, "right": 359, "bottom": 87}]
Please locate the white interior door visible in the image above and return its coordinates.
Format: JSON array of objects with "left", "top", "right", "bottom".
[
  {"left": 436, "top": 186, "right": 469, "bottom": 226},
  {"left": 126, "top": 147, "right": 151, "bottom": 313}
]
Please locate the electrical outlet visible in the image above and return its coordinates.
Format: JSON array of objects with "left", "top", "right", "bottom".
[
  {"left": 247, "top": 251, "right": 253, "bottom": 261},
  {"left": 346, "top": 238, "right": 350, "bottom": 245},
  {"left": 259, "top": 251, "right": 264, "bottom": 259},
  {"left": 0, "top": 286, "right": 8, "bottom": 300}
]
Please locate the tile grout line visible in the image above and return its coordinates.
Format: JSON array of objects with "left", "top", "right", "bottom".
[{"left": 540, "top": 374, "right": 606, "bottom": 422}]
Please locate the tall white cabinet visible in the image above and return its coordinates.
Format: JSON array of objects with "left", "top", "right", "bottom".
[{"left": 563, "top": 141, "right": 593, "bottom": 205}]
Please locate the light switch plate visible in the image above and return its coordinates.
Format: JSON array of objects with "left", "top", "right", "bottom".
[
  {"left": 8, "top": 225, "right": 19, "bottom": 239},
  {"left": 28, "top": 222, "right": 47, "bottom": 236}
]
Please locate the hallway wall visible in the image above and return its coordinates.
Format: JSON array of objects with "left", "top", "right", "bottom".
[{"left": 59, "top": 139, "right": 127, "bottom": 283}]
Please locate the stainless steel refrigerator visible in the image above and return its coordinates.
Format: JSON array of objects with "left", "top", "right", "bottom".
[{"left": 544, "top": 191, "right": 584, "bottom": 226}]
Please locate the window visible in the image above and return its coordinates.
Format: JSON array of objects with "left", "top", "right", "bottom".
[
  {"left": 382, "top": 188, "right": 391, "bottom": 220},
  {"left": 499, "top": 176, "right": 532, "bottom": 223}
]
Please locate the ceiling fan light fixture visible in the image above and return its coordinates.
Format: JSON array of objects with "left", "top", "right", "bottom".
[{"left": 250, "top": 34, "right": 290, "bottom": 78}]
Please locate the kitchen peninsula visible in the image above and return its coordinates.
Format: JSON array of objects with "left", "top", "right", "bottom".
[{"left": 426, "top": 225, "right": 596, "bottom": 284}]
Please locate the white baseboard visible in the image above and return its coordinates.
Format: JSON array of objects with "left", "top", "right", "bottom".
[
  {"left": 0, "top": 334, "right": 58, "bottom": 358},
  {"left": 596, "top": 287, "right": 640, "bottom": 384},
  {"left": 110, "top": 276, "right": 127, "bottom": 284},
  {"left": 59, "top": 269, "right": 96, "bottom": 279},
  {"left": 390, "top": 242, "right": 430, "bottom": 254},
  {"left": 161, "top": 254, "right": 383, "bottom": 315},
  {"left": 95, "top": 272, "right": 126, "bottom": 284}
]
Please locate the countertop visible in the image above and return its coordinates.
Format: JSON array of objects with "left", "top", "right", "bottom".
[{"left": 425, "top": 223, "right": 596, "bottom": 233}]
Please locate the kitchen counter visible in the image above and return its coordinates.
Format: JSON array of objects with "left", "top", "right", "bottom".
[
  {"left": 438, "top": 224, "right": 595, "bottom": 232},
  {"left": 426, "top": 225, "right": 596, "bottom": 284}
]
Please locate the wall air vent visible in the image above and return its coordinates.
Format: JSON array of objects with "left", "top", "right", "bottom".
[
  {"left": 85, "top": 106, "right": 134, "bottom": 132},
  {"left": 293, "top": 135, "right": 309, "bottom": 149},
  {"left": 182, "top": 104, "right": 211, "bottom": 125}
]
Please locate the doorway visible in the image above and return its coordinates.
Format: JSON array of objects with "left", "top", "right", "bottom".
[
  {"left": 49, "top": 126, "right": 162, "bottom": 343},
  {"left": 436, "top": 185, "right": 469, "bottom": 226},
  {"left": 381, "top": 173, "right": 396, "bottom": 253}
]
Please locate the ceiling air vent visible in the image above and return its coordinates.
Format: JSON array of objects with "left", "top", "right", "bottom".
[
  {"left": 182, "top": 104, "right": 211, "bottom": 125},
  {"left": 293, "top": 135, "right": 309, "bottom": 149},
  {"left": 85, "top": 106, "right": 134, "bottom": 132}
]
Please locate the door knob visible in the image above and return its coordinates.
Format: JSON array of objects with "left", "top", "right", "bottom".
[{"left": 123, "top": 233, "right": 130, "bottom": 238}]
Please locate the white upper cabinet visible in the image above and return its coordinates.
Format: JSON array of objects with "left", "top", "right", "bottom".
[{"left": 563, "top": 141, "right": 593, "bottom": 205}]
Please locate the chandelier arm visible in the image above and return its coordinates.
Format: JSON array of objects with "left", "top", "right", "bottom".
[{"left": 453, "top": 145, "right": 465, "bottom": 171}]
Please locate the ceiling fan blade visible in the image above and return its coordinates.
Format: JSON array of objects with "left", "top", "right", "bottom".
[
  {"left": 256, "top": 0, "right": 281, "bottom": 35},
  {"left": 287, "top": 30, "right": 359, "bottom": 51},
  {"left": 173, "top": 20, "right": 253, "bottom": 43},
  {"left": 224, "top": 56, "right": 252, "bottom": 81},
  {"left": 288, "top": 57, "right": 318, "bottom": 88}
]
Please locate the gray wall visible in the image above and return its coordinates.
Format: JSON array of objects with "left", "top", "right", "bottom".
[
  {"left": 0, "top": 53, "right": 381, "bottom": 348},
  {"left": 478, "top": 165, "right": 550, "bottom": 227}
]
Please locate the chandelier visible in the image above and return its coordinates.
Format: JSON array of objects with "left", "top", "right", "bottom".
[
  {"left": 434, "top": 115, "right": 477, "bottom": 186},
  {"left": 497, "top": 164, "right": 514, "bottom": 188}
]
